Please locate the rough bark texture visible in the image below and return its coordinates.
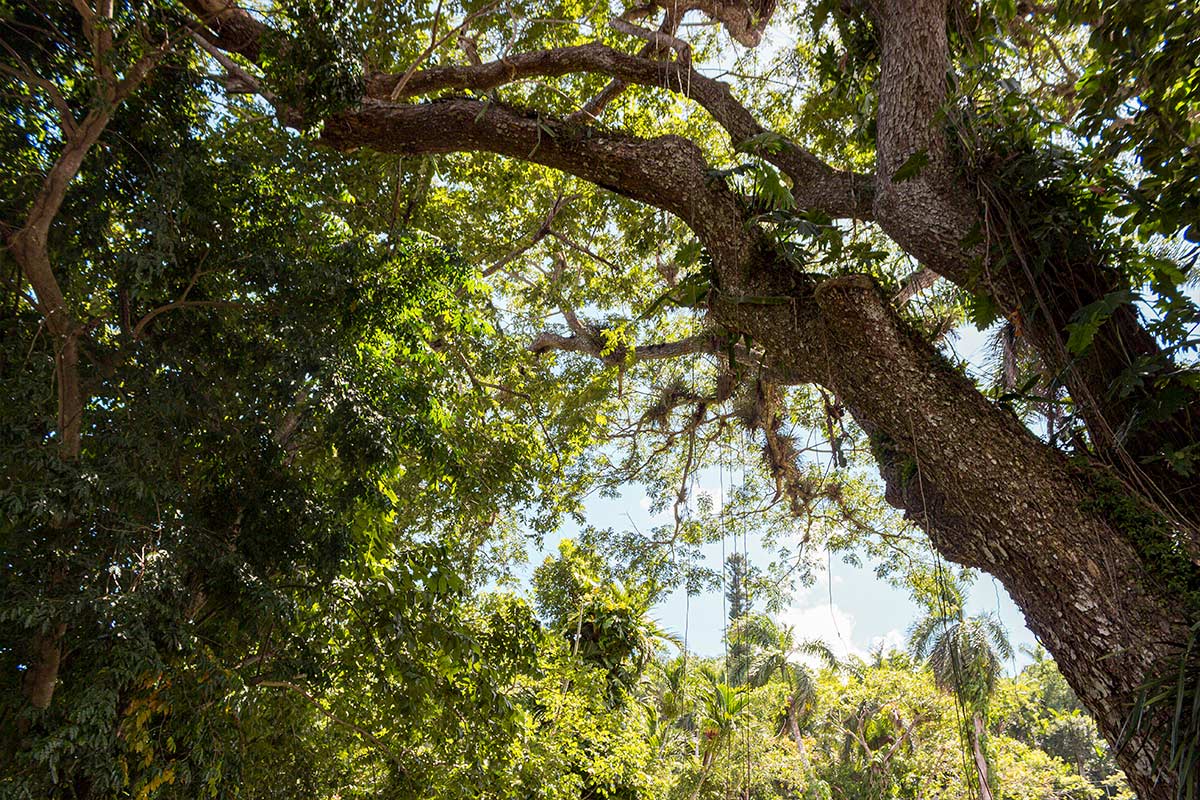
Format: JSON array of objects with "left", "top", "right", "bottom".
[
  {"left": 867, "top": 0, "right": 1199, "bottom": 526},
  {"left": 713, "top": 258, "right": 1190, "bottom": 799}
]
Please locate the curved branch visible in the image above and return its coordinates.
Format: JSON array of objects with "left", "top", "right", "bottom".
[
  {"left": 367, "top": 44, "right": 873, "bottom": 219},
  {"left": 184, "top": 0, "right": 871, "bottom": 221},
  {"left": 319, "top": 97, "right": 754, "bottom": 267}
]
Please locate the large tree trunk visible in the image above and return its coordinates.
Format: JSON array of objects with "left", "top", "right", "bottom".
[
  {"left": 712, "top": 263, "right": 1193, "bottom": 800},
  {"left": 868, "top": 0, "right": 1200, "bottom": 527}
]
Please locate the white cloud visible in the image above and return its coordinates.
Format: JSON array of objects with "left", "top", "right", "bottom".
[
  {"left": 778, "top": 605, "right": 907, "bottom": 668},
  {"left": 635, "top": 493, "right": 673, "bottom": 524},
  {"left": 779, "top": 602, "right": 863, "bottom": 664},
  {"left": 869, "top": 628, "right": 906, "bottom": 656}
]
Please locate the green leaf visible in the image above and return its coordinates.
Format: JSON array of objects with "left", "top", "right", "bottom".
[
  {"left": 892, "top": 149, "right": 930, "bottom": 183},
  {"left": 1066, "top": 289, "right": 1138, "bottom": 355}
]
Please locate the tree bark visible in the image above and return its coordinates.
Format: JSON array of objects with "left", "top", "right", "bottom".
[
  {"left": 971, "top": 712, "right": 994, "bottom": 800},
  {"left": 868, "top": 0, "right": 1200, "bottom": 527},
  {"left": 712, "top": 262, "right": 1190, "bottom": 800},
  {"left": 21, "top": 622, "right": 67, "bottom": 712}
]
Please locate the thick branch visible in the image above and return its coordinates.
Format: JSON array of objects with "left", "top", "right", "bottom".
[
  {"left": 715, "top": 266, "right": 1190, "bottom": 799},
  {"left": 319, "top": 97, "right": 754, "bottom": 267},
  {"left": 367, "top": 44, "right": 873, "bottom": 219},
  {"left": 184, "top": 1, "right": 871, "bottom": 222},
  {"left": 180, "top": 0, "right": 267, "bottom": 62},
  {"left": 868, "top": 0, "right": 1199, "bottom": 512}
]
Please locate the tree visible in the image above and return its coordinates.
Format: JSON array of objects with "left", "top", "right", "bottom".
[
  {"left": 725, "top": 552, "right": 751, "bottom": 624},
  {"left": 724, "top": 551, "right": 752, "bottom": 685},
  {"left": 0, "top": 4, "right": 574, "bottom": 795},
  {"left": 533, "top": 539, "right": 671, "bottom": 703},
  {"left": 6, "top": 0, "right": 1200, "bottom": 796},
  {"left": 694, "top": 675, "right": 751, "bottom": 796},
  {"left": 728, "top": 612, "right": 837, "bottom": 790},
  {"left": 909, "top": 584, "right": 1014, "bottom": 800}
]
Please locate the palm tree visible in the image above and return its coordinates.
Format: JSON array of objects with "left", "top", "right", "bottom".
[
  {"left": 909, "top": 603, "right": 1012, "bottom": 800},
  {"left": 645, "top": 658, "right": 694, "bottom": 757},
  {"left": 728, "top": 614, "right": 838, "bottom": 767},
  {"left": 687, "top": 674, "right": 751, "bottom": 800}
]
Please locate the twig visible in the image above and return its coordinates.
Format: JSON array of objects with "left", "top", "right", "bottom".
[
  {"left": 255, "top": 680, "right": 406, "bottom": 762},
  {"left": 390, "top": 0, "right": 505, "bottom": 100}
]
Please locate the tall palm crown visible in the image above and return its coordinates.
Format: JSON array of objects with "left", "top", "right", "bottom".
[
  {"left": 908, "top": 610, "right": 1013, "bottom": 712},
  {"left": 728, "top": 614, "right": 839, "bottom": 735},
  {"left": 908, "top": 592, "right": 1013, "bottom": 800}
]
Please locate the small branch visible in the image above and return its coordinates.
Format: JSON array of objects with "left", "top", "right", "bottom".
[
  {"left": 255, "top": 680, "right": 405, "bottom": 763},
  {"left": 0, "top": 55, "right": 78, "bottom": 137},
  {"left": 389, "top": 0, "right": 505, "bottom": 100},
  {"left": 547, "top": 230, "right": 624, "bottom": 273},
  {"left": 609, "top": 18, "right": 690, "bottom": 65},
  {"left": 481, "top": 192, "right": 576, "bottom": 277},
  {"left": 892, "top": 267, "right": 939, "bottom": 305},
  {"left": 132, "top": 300, "right": 241, "bottom": 340},
  {"left": 191, "top": 31, "right": 271, "bottom": 99},
  {"left": 529, "top": 329, "right": 721, "bottom": 365},
  {"left": 882, "top": 712, "right": 928, "bottom": 764}
]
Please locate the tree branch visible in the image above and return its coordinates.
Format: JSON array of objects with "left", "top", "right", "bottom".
[
  {"left": 366, "top": 43, "right": 873, "bottom": 219},
  {"left": 0, "top": 56, "right": 79, "bottom": 138},
  {"left": 892, "top": 266, "right": 940, "bottom": 305},
  {"left": 529, "top": 329, "right": 722, "bottom": 364},
  {"left": 183, "top": 2, "right": 871, "bottom": 221},
  {"left": 180, "top": 0, "right": 267, "bottom": 62},
  {"left": 318, "top": 96, "right": 754, "bottom": 268},
  {"left": 481, "top": 191, "right": 576, "bottom": 277}
]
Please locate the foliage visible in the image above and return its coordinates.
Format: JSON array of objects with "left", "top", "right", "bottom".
[{"left": 0, "top": 0, "right": 1194, "bottom": 797}]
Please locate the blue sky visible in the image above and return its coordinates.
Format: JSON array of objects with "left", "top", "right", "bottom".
[
  {"left": 515, "top": 319, "right": 1042, "bottom": 674},
  {"left": 529, "top": 476, "right": 1039, "bottom": 674}
]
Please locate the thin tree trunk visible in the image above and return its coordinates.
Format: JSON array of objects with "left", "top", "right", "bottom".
[
  {"left": 970, "top": 712, "right": 994, "bottom": 800},
  {"left": 5, "top": 102, "right": 112, "bottom": 718},
  {"left": 789, "top": 710, "right": 811, "bottom": 769},
  {"left": 21, "top": 622, "right": 67, "bottom": 711}
]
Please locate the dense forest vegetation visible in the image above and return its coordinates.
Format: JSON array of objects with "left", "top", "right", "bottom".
[{"left": 1, "top": 0, "right": 1197, "bottom": 798}]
